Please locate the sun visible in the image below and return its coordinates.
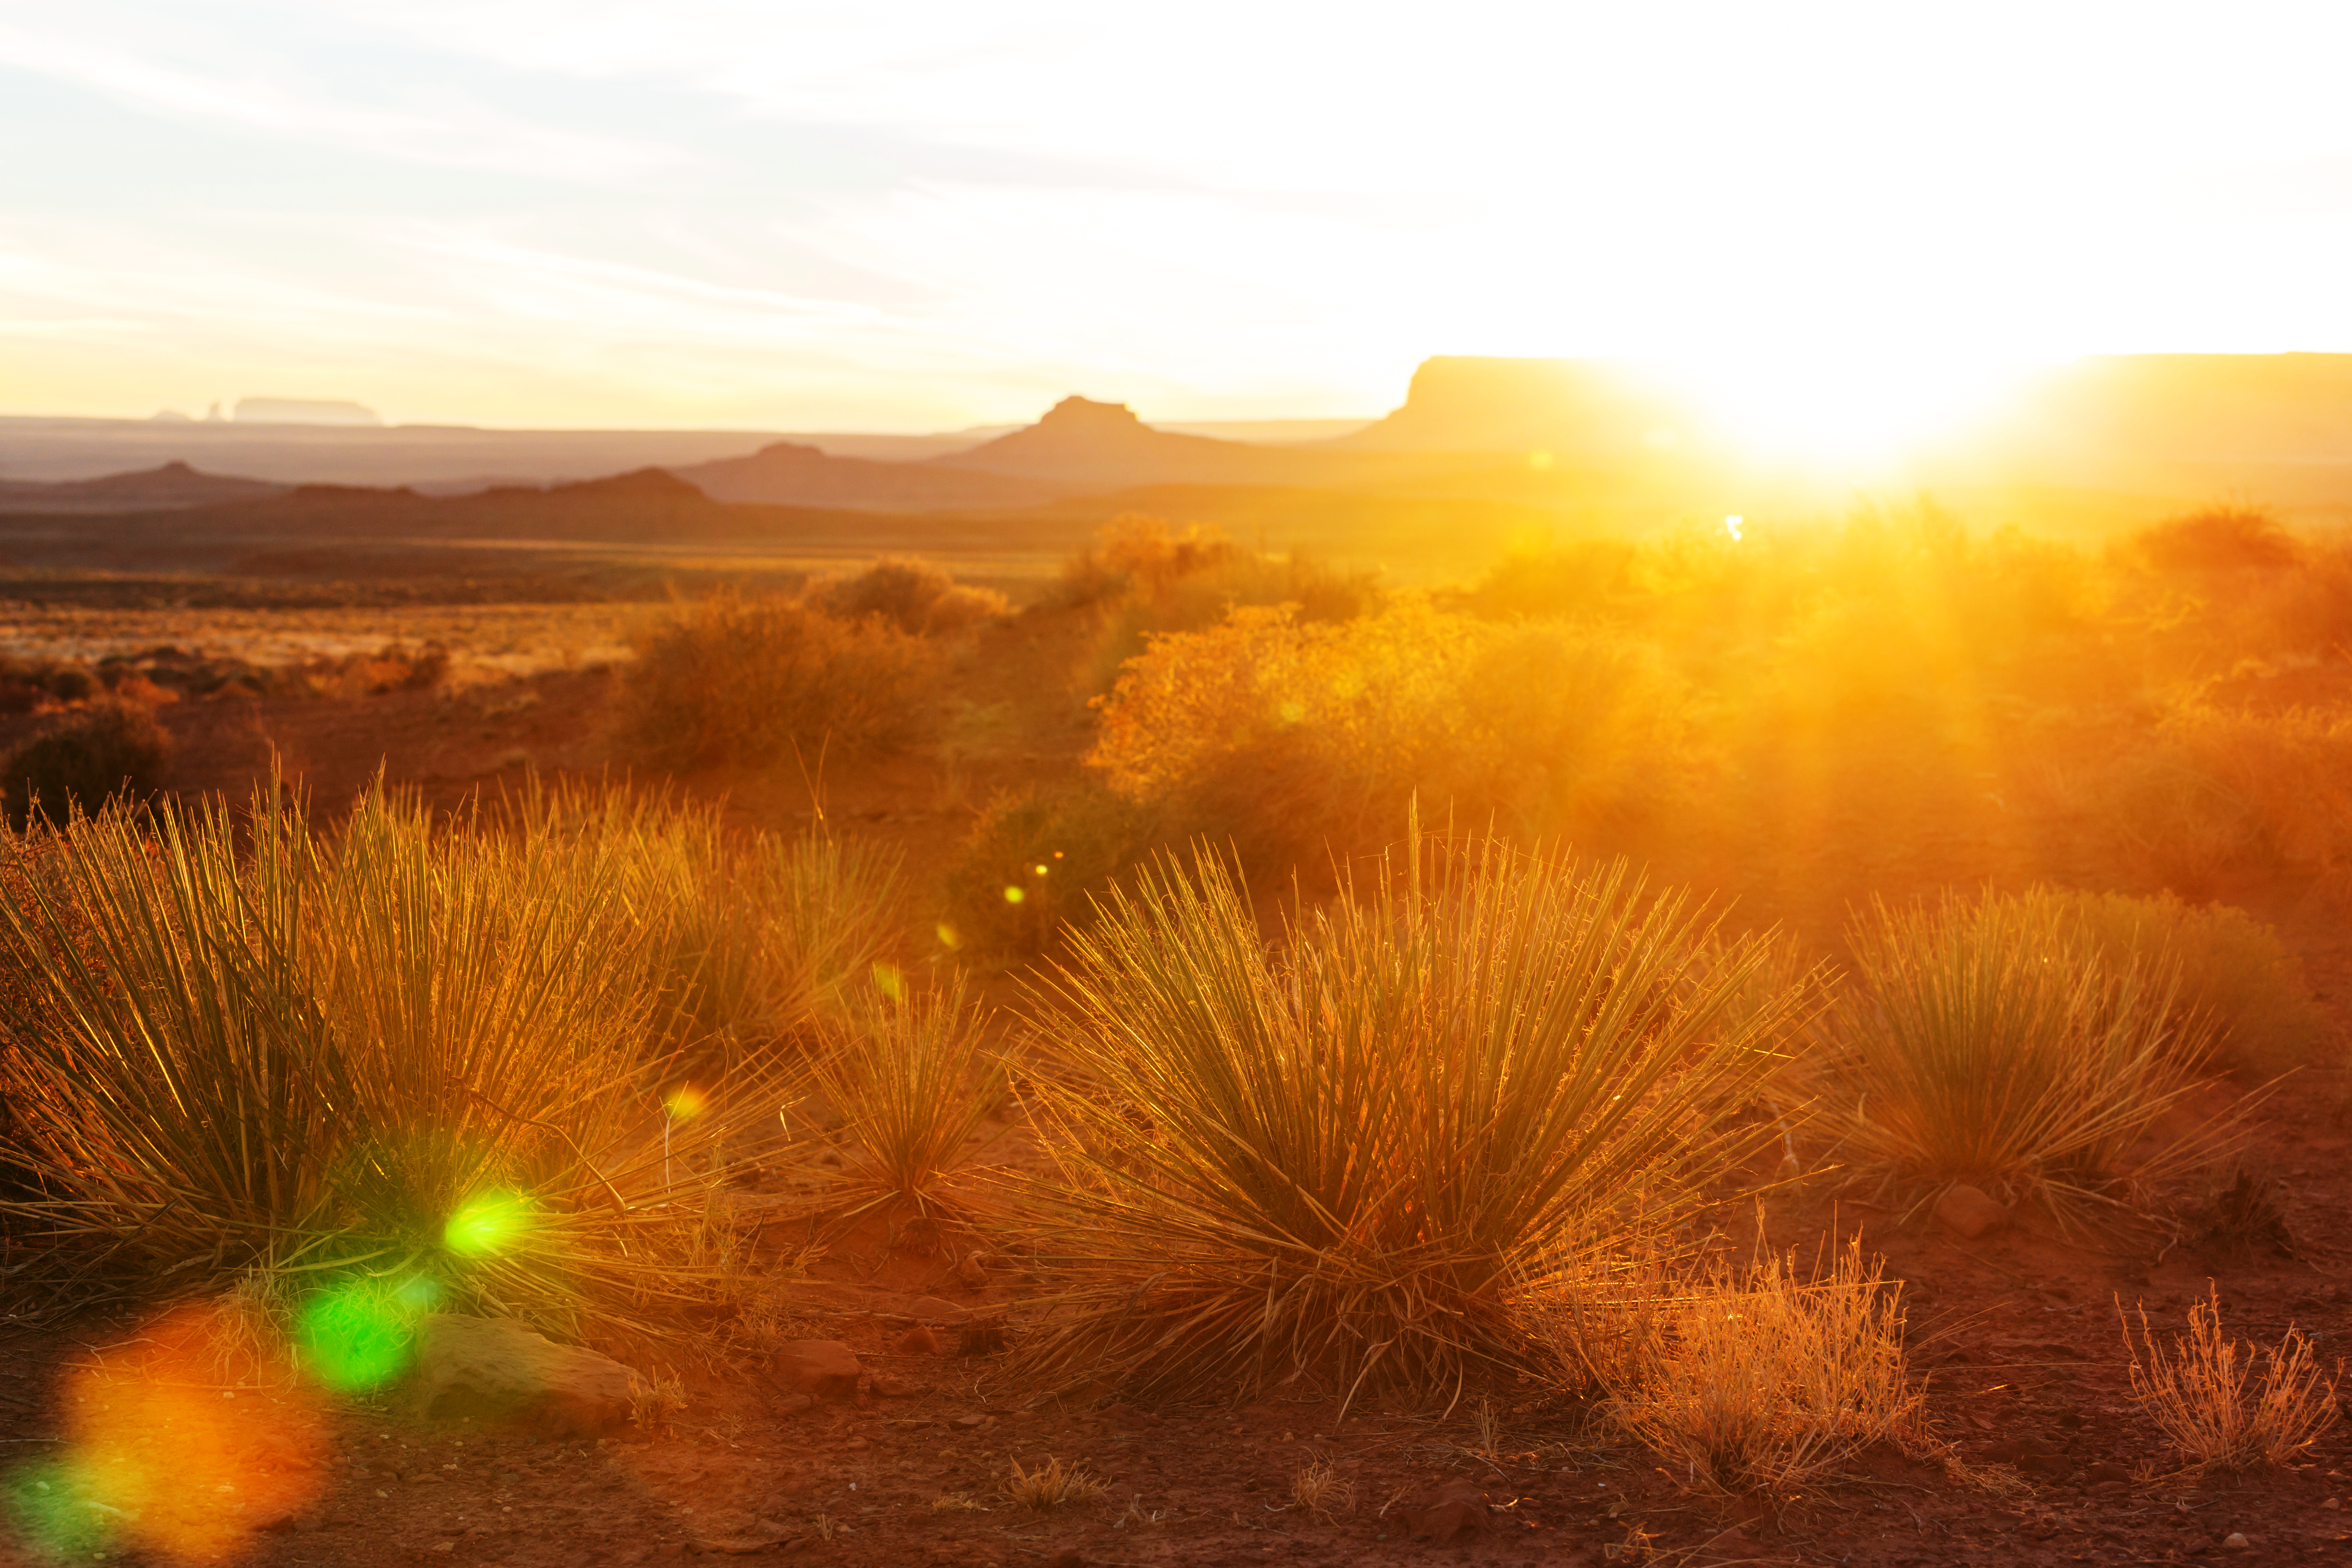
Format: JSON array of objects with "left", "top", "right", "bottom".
[{"left": 1660, "top": 353, "right": 2033, "bottom": 470}]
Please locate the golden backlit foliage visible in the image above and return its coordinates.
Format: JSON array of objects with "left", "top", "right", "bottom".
[
  {"left": 624, "top": 587, "right": 942, "bottom": 770},
  {"left": 1089, "top": 598, "right": 1686, "bottom": 865},
  {"left": 2123, "top": 1284, "right": 2341, "bottom": 1471},
  {"left": 1573, "top": 1239, "right": 1925, "bottom": 1494}
]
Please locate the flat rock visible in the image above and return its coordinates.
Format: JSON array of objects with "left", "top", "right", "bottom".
[
  {"left": 892, "top": 1323, "right": 942, "bottom": 1355},
  {"left": 771, "top": 1339, "right": 862, "bottom": 1400},
  {"left": 1934, "top": 1183, "right": 2008, "bottom": 1240},
  {"left": 406, "top": 1315, "right": 637, "bottom": 1437}
]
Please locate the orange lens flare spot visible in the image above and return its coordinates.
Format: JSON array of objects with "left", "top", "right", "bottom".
[
  {"left": 21, "top": 1300, "right": 326, "bottom": 1562},
  {"left": 662, "top": 1085, "right": 708, "bottom": 1122}
]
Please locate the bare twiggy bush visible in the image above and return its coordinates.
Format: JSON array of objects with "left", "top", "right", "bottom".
[
  {"left": 1584, "top": 1239, "right": 1923, "bottom": 1493},
  {"left": 2122, "top": 1284, "right": 2341, "bottom": 1470},
  {"left": 1012, "top": 822, "right": 1803, "bottom": 1412},
  {"left": 1002, "top": 1457, "right": 1106, "bottom": 1510},
  {"left": 1817, "top": 891, "right": 2221, "bottom": 1228}
]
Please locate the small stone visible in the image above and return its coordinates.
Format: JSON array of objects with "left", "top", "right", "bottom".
[
  {"left": 2225, "top": 1532, "right": 2253, "bottom": 1548},
  {"left": 2325, "top": 1497, "right": 2342, "bottom": 1510},
  {"left": 1934, "top": 1183, "right": 2009, "bottom": 1240},
  {"left": 1406, "top": 1477, "right": 1495, "bottom": 1544},
  {"left": 769, "top": 1341, "right": 862, "bottom": 1401},
  {"left": 957, "top": 1253, "right": 991, "bottom": 1290},
  {"left": 893, "top": 1324, "right": 942, "bottom": 1356},
  {"left": 951, "top": 1414, "right": 987, "bottom": 1429}
]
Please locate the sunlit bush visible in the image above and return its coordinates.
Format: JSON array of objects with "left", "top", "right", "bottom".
[
  {"left": 1057, "top": 515, "right": 1380, "bottom": 695},
  {"left": 1089, "top": 598, "right": 1690, "bottom": 867},
  {"left": 811, "top": 557, "right": 1009, "bottom": 638},
  {"left": 1011, "top": 831, "right": 1799, "bottom": 1409},
  {"left": 623, "top": 590, "right": 940, "bottom": 771}
]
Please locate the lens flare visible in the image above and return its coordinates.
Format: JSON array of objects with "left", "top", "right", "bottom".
[
  {"left": 663, "top": 1084, "right": 709, "bottom": 1122},
  {"left": 15, "top": 1299, "right": 326, "bottom": 1561},
  {"left": 872, "top": 961, "right": 905, "bottom": 1002},
  {"left": 296, "top": 1274, "right": 436, "bottom": 1391},
  {"left": 1002, "top": 886, "right": 1025, "bottom": 904},
  {"left": 445, "top": 1187, "right": 534, "bottom": 1256}
]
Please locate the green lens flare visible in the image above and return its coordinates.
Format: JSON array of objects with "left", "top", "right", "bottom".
[
  {"left": 296, "top": 1276, "right": 434, "bottom": 1391},
  {"left": 5, "top": 1459, "right": 116, "bottom": 1558},
  {"left": 444, "top": 1189, "right": 532, "bottom": 1257}
]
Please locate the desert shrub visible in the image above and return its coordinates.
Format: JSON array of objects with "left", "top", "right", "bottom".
[
  {"left": 2, "top": 700, "right": 172, "bottom": 829},
  {"left": 937, "top": 780, "right": 1164, "bottom": 962},
  {"left": 624, "top": 591, "right": 940, "bottom": 771},
  {"left": 2123, "top": 1284, "right": 2340, "bottom": 1470},
  {"left": 2140, "top": 702, "right": 2352, "bottom": 872},
  {"left": 2021, "top": 887, "right": 2332, "bottom": 1082},
  {"left": 1058, "top": 516, "right": 1381, "bottom": 694},
  {"left": 1089, "top": 599, "right": 1690, "bottom": 869},
  {"left": 284, "top": 641, "right": 450, "bottom": 699},
  {"left": 0, "top": 784, "right": 788, "bottom": 1339},
  {"left": 1461, "top": 539, "right": 1640, "bottom": 623},
  {"left": 807, "top": 979, "right": 1002, "bottom": 1230},
  {"left": 1817, "top": 891, "right": 2219, "bottom": 1228},
  {"left": 1010, "top": 831, "right": 1800, "bottom": 1410},
  {"left": 1579, "top": 1239, "right": 1923, "bottom": 1493},
  {"left": 811, "top": 557, "right": 1009, "bottom": 638},
  {"left": 2125, "top": 507, "right": 2305, "bottom": 576}
]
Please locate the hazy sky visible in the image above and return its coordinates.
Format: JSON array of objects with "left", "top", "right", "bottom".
[{"left": 5, "top": 2, "right": 2352, "bottom": 431}]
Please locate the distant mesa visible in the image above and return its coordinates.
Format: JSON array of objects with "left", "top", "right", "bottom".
[
  {"left": 669, "top": 440, "right": 1054, "bottom": 511},
  {"left": 233, "top": 397, "right": 383, "bottom": 427},
  {"left": 0, "top": 461, "right": 288, "bottom": 514},
  {"left": 148, "top": 408, "right": 194, "bottom": 423},
  {"left": 936, "top": 396, "right": 1317, "bottom": 488}
]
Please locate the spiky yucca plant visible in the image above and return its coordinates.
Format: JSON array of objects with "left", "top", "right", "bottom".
[
  {"left": 1013, "top": 827, "right": 1802, "bottom": 1412},
  {"left": 1821, "top": 891, "right": 2220, "bottom": 1227},
  {"left": 0, "top": 784, "right": 802, "bottom": 1339},
  {"left": 808, "top": 978, "right": 1004, "bottom": 1231}
]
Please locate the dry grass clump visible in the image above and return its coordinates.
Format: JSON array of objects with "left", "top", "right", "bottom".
[
  {"left": 810, "top": 557, "right": 1008, "bottom": 638},
  {"left": 2, "top": 700, "right": 172, "bottom": 829},
  {"left": 624, "top": 590, "right": 940, "bottom": 771},
  {"left": 2122, "top": 1284, "right": 2341, "bottom": 1470},
  {"left": 1817, "top": 891, "right": 2219, "bottom": 1228},
  {"left": 1089, "top": 598, "right": 1689, "bottom": 867},
  {"left": 0, "top": 782, "right": 795, "bottom": 1339},
  {"left": 806, "top": 978, "right": 1003, "bottom": 1229},
  {"left": 1002, "top": 1456, "right": 1107, "bottom": 1510},
  {"left": 2022, "top": 886, "right": 2332, "bottom": 1082},
  {"left": 1580, "top": 1240, "right": 1924, "bottom": 1493},
  {"left": 1012, "top": 827, "right": 1800, "bottom": 1411},
  {"left": 1291, "top": 1454, "right": 1354, "bottom": 1521}
]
